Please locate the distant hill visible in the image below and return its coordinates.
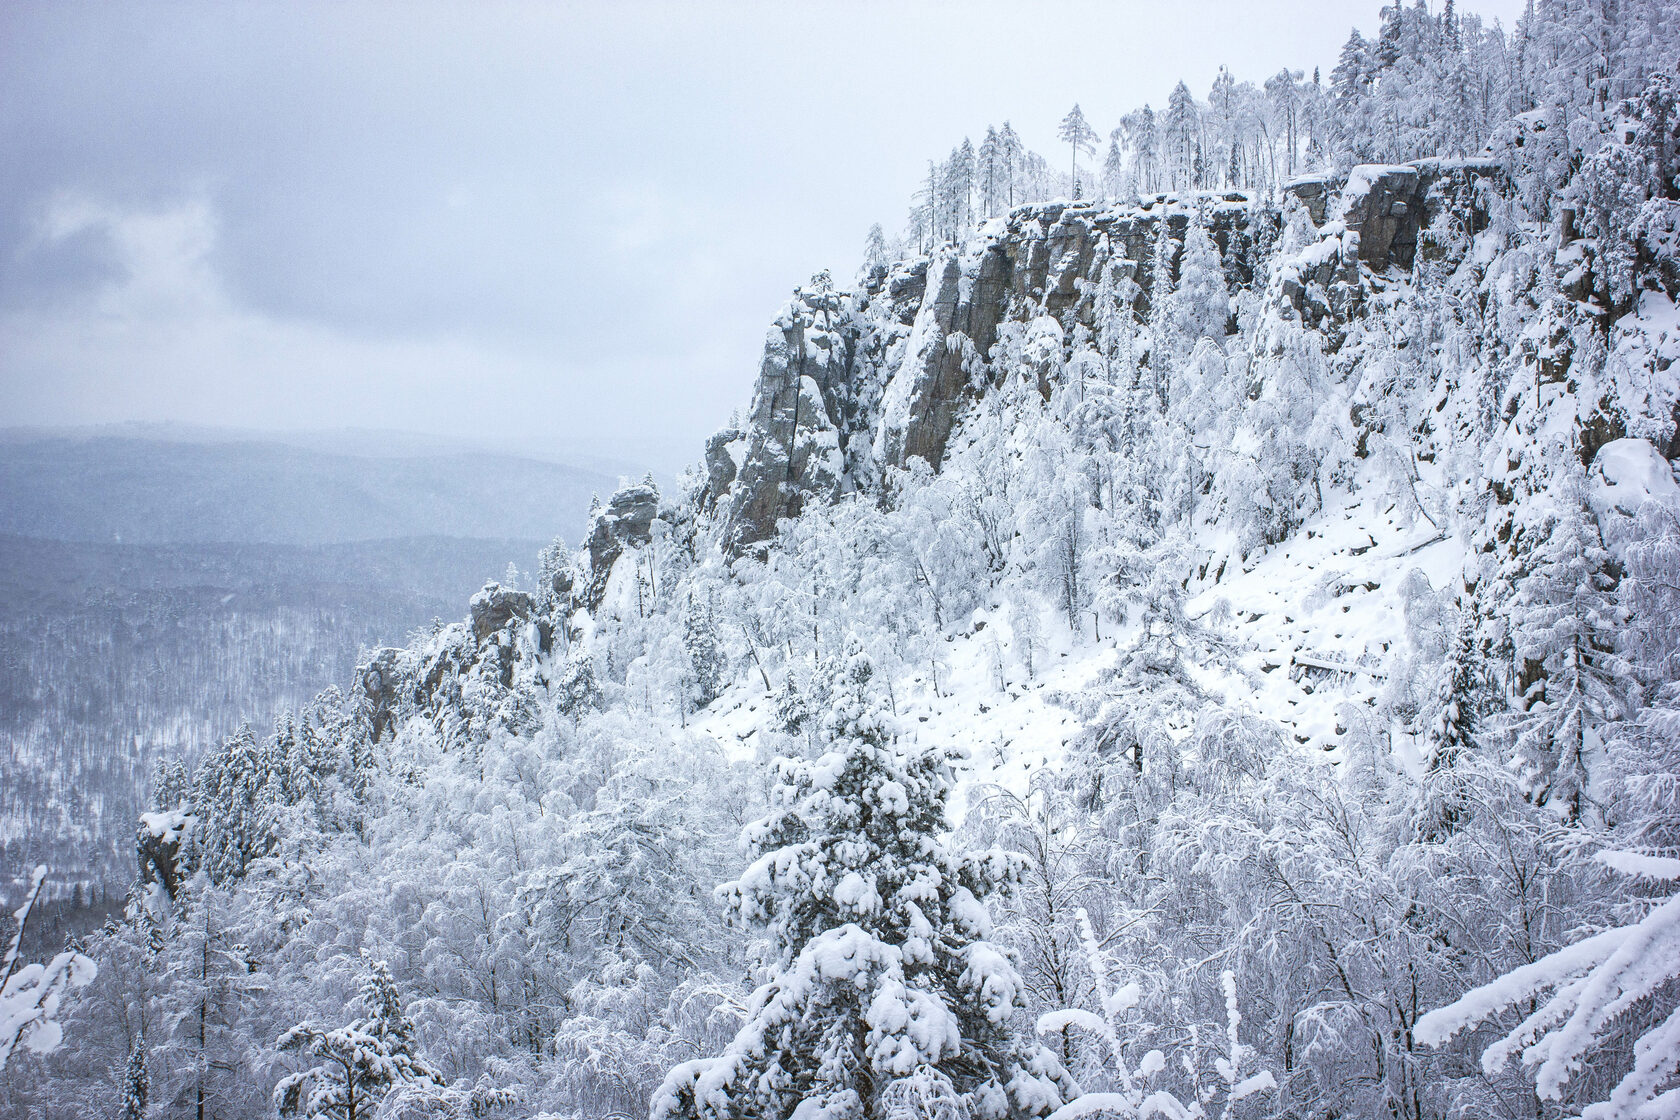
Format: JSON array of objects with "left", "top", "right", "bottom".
[
  {"left": 0, "top": 427, "right": 638, "bottom": 894},
  {"left": 0, "top": 431, "right": 620, "bottom": 545}
]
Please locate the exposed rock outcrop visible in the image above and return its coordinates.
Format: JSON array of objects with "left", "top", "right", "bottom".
[
  {"left": 711, "top": 286, "right": 849, "bottom": 549},
  {"left": 706, "top": 167, "right": 1496, "bottom": 555},
  {"left": 872, "top": 199, "right": 1264, "bottom": 472},
  {"left": 583, "top": 482, "right": 660, "bottom": 609},
  {"left": 470, "top": 582, "right": 534, "bottom": 644},
  {"left": 704, "top": 198, "right": 1270, "bottom": 550},
  {"left": 873, "top": 248, "right": 1007, "bottom": 470},
  {"left": 1268, "top": 157, "right": 1500, "bottom": 340},
  {"left": 361, "top": 646, "right": 407, "bottom": 741},
  {"left": 1287, "top": 157, "right": 1500, "bottom": 271},
  {"left": 137, "top": 807, "right": 193, "bottom": 901},
  {"left": 357, "top": 585, "right": 550, "bottom": 744}
]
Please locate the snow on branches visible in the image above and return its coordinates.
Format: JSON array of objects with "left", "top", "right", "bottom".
[
  {"left": 655, "top": 651, "right": 1074, "bottom": 1120},
  {"left": 1417, "top": 850, "right": 1680, "bottom": 1120},
  {"left": 0, "top": 865, "right": 97, "bottom": 1072}
]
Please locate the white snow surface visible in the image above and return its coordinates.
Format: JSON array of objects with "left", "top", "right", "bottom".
[
  {"left": 696, "top": 461, "right": 1478, "bottom": 804},
  {"left": 1589, "top": 437, "right": 1680, "bottom": 542}
]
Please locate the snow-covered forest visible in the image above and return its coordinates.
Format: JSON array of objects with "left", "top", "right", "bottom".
[{"left": 5, "top": 2, "right": 1680, "bottom": 1118}]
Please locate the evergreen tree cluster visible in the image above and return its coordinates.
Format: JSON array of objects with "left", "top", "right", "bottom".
[{"left": 895, "top": 0, "right": 1679, "bottom": 250}]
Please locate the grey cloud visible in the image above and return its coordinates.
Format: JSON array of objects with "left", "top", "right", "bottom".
[
  {"left": 0, "top": 221, "right": 127, "bottom": 310},
  {"left": 0, "top": 0, "right": 1532, "bottom": 472}
]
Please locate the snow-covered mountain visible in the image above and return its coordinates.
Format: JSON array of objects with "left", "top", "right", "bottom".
[{"left": 6, "top": 7, "right": 1680, "bottom": 1120}]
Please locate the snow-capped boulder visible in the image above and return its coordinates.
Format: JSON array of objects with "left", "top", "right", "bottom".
[
  {"left": 137, "top": 807, "right": 195, "bottom": 901},
  {"left": 469, "top": 581, "right": 534, "bottom": 645},
  {"left": 1284, "top": 173, "right": 1336, "bottom": 224},
  {"left": 1332, "top": 158, "right": 1500, "bottom": 270},
  {"left": 1588, "top": 436, "right": 1680, "bottom": 548}
]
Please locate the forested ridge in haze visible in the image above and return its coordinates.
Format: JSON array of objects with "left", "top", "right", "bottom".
[
  {"left": 0, "top": 433, "right": 611, "bottom": 901},
  {"left": 4, "top": 3, "right": 1680, "bottom": 1120}
]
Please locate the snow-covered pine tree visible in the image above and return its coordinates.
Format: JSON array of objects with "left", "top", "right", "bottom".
[
  {"left": 977, "top": 127, "right": 1003, "bottom": 217},
  {"left": 119, "top": 1042, "right": 149, "bottom": 1120},
  {"left": 1074, "top": 236, "right": 1146, "bottom": 516},
  {"left": 864, "top": 224, "right": 889, "bottom": 271},
  {"left": 1507, "top": 467, "right": 1632, "bottom": 823},
  {"left": 1146, "top": 214, "right": 1179, "bottom": 412},
  {"left": 151, "top": 756, "right": 191, "bottom": 815},
  {"left": 1129, "top": 105, "right": 1158, "bottom": 195},
  {"left": 1265, "top": 69, "right": 1304, "bottom": 179},
  {"left": 556, "top": 650, "right": 604, "bottom": 717},
  {"left": 1101, "top": 135, "right": 1125, "bottom": 200},
  {"left": 1170, "top": 203, "right": 1228, "bottom": 349},
  {"left": 992, "top": 122, "right": 1017, "bottom": 210},
  {"left": 909, "top": 163, "right": 935, "bottom": 254},
  {"left": 653, "top": 651, "right": 1076, "bottom": 1120},
  {"left": 274, "top": 957, "right": 442, "bottom": 1120},
  {"left": 1163, "top": 82, "right": 1199, "bottom": 190},
  {"left": 1331, "top": 29, "right": 1374, "bottom": 166},
  {"left": 682, "top": 591, "right": 726, "bottom": 712},
  {"left": 773, "top": 669, "right": 811, "bottom": 735},
  {"left": 193, "top": 722, "right": 278, "bottom": 884},
  {"left": 1058, "top": 105, "right": 1099, "bottom": 199},
  {"left": 1416, "top": 608, "right": 1486, "bottom": 840},
  {"left": 954, "top": 137, "right": 977, "bottom": 232},
  {"left": 1090, "top": 236, "right": 1138, "bottom": 395}
]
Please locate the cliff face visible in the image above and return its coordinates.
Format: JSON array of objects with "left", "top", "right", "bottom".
[
  {"left": 699, "top": 199, "right": 1267, "bottom": 552},
  {"left": 427, "top": 149, "right": 1652, "bottom": 715},
  {"left": 700, "top": 160, "right": 1499, "bottom": 553}
]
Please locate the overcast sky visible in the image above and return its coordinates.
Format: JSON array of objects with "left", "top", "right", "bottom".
[{"left": 0, "top": 0, "right": 1528, "bottom": 473}]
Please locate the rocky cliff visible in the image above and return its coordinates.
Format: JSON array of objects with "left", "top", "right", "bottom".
[{"left": 698, "top": 159, "right": 1500, "bottom": 553}]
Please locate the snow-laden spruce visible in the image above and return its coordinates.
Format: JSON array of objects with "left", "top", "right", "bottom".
[
  {"left": 653, "top": 653, "right": 1076, "bottom": 1120},
  {"left": 273, "top": 956, "right": 442, "bottom": 1120},
  {"left": 0, "top": 866, "right": 96, "bottom": 1072}
]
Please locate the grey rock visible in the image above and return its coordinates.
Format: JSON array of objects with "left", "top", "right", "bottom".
[
  {"left": 704, "top": 428, "right": 745, "bottom": 504},
  {"left": 137, "top": 810, "right": 192, "bottom": 900},
  {"left": 361, "top": 646, "right": 406, "bottom": 741},
  {"left": 582, "top": 483, "right": 660, "bottom": 608},
  {"left": 1341, "top": 166, "right": 1421, "bottom": 268},
  {"left": 716, "top": 288, "right": 850, "bottom": 548},
  {"left": 1284, "top": 176, "right": 1335, "bottom": 224},
  {"left": 470, "top": 581, "right": 534, "bottom": 645},
  {"left": 1335, "top": 158, "right": 1501, "bottom": 270},
  {"left": 875, "top": 246, "right": 1011, "bottom": 471}
]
